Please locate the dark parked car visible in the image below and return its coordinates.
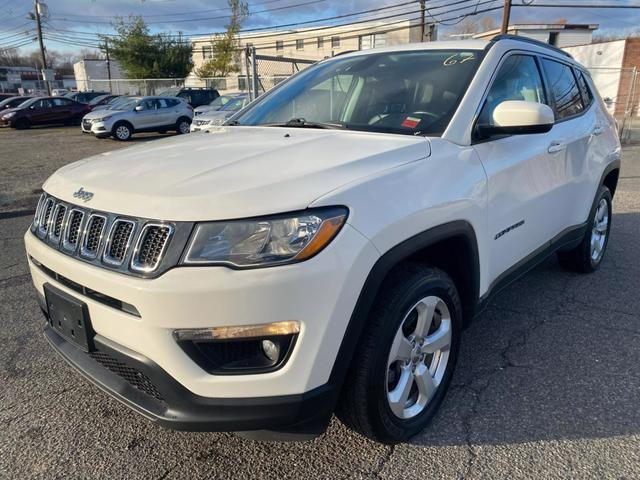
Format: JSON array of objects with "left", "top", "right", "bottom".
[
  {"left": 160, "top": 87, "right": 219, "bottom": 108},
  {"left": 0, "top": 96, "right": 91, "bottom": 129},
  {"left": 65, "top": 91, "right": 110, "bottom": 104},
  {"left": 0, "top": 96, "right": 32, "bottom": 111},
  {"left": 88, "top": 94, "right": 121, "bottom": 110}
]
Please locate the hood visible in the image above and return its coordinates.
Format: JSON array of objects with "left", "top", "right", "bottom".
[
  {"left": 199, "top": 111, "right": 229, "bottom": 121},
  {"left": 43, "top": 126, "right": 431, "bottom": 221},
  {"left": 1, "top": 107, "right": 20, "bottom": 117},
  {"left": 83, "top": 108, "right": 127, "bottom": 119},
  {"left": 194, "top": 105, "right": 217, "bottom": 114}
]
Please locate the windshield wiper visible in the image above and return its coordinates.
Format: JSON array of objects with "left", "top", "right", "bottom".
[{"left": 264, "top": 118, "right": 345, "bottom": 129}]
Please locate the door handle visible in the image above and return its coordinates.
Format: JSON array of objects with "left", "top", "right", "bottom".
[
  {"left": 592, "top": 126, "right": 604, "bottom": 136},
  {"left": 548, "top": 142, "right": 565, "bottom": 154}
]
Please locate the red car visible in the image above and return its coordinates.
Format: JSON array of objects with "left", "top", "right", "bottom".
[{"left": 0, "top": 96, "right": 91, "bottom": 129}]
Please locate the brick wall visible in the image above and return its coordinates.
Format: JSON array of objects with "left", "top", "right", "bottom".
[{"left": 616, "top": 38, "right": 640, "bottom": 116}]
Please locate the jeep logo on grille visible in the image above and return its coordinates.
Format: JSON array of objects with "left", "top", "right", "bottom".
[{"left": 73, "top": 187, "right": 94, "bottom": 202}]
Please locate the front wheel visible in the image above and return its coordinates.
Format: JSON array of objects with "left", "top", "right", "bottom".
[
  {"left": 557, "top": 185, "right": 612, "bottom": 273},
  {"left": 112, "top": 122, "right": 132, "bottom": 141},
  {"left": 336, "top": 264, "right": 462, "bottom": 443},
  {"left": 176, "top": 117, "right": 191, "bottom": 134}
]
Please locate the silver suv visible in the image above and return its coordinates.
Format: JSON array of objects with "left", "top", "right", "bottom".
[{"left": 81, "top": 96, "right": 194, "bottom": 141}]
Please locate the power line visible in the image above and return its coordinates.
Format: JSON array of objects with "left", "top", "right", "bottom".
[
  {"left": 516, "top": 2, "right": 640, "bottom": 8},
  {"left": 52, "top": 0, "right": 305, "bottom": 19},
  {"left": 50, "top": 0, "right": 329, "bottom": 26}
]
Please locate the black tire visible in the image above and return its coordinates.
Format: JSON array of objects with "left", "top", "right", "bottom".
[
  {"left": 112, "top": 121, "right": 133, "bottom": 141},
  {"left": 175, "top": 117, "right": 191, "bottom": 134},
  {"left": 557, "top": 185, "right": 612, "bottom": 273},
  {"left": 336, "top": 263, "right": 462, "bottom": 444},
  {"left": 13, "top": 118, "right": 30, "bottom": 130}
]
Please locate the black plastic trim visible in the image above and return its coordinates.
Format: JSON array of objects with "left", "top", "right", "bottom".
[
  {"left": 43, "top": 323, "right": 336, "bottom": 434},
  {"left": 326, "top": 221, "right": 480, "bottom": 392}
]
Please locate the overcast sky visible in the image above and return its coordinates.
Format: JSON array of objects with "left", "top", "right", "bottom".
[{"left": 2, "top": 0, "right": 639, "bottom": 54}]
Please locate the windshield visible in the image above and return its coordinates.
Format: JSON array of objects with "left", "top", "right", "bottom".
[
  {"left": 111, "top": 98, "right": 139, "bottom": 110},
  {"left": 17, "top": 97, "right": 39, "bottom": 108},
  {"left": 160, "top": 87, "right": 181, "bottom": 96},
  {"left": 220, "top": 96, "right": 247, "bottom": 112},
  {"left": 89, "top": 95, "right": 109, "bottom": 105},
  {"left": 234, "top": 50, "right": 480, "bottom": 136}
]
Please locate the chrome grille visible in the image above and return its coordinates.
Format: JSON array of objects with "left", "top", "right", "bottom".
[
  {"left": 31, "top": 194, "right": 182, "bottom": 278},
  {"left": 50, "top": 204, "right": 67, "bottom": 242},
  {"left": 63, "top": 209, "right": 84, "bottom": 251},
  {"left": 38, "top": 198, "right": 55, "bottom": 235},
  {"left": 81, "top": 214, "right": 106, "bottom": 258},
  {"left": 103, "top": 220, "right": 135, "bottom": 266},
  {"left": 132, "top": 224, "right": 173, "bottom": 273}
]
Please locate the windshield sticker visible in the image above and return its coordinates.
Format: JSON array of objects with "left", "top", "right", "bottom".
[
  {"left": 401, "top": 116, "right": 421, "bottom": 129},
  {"left": 444, "top": 52, "right": 476, "bottom": 66}
]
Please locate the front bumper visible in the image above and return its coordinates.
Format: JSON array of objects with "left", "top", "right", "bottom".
[
  {"left": 82, "top": 119, "right": 111, "bottom": 137},
  {"left": 42, "top": 320, "right": 337, "bottom": 434},
  {"left": 25, "top": 224, "right": 378, "bottom": 400}
]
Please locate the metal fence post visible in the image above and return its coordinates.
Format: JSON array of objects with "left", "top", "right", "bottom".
[{"left": 251, "top": 46, "right": 259, "bottom": 99}]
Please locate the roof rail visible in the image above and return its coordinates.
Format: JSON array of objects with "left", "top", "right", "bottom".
[{"left": 489, "top": 34, "right": 573, "bottom": 59}]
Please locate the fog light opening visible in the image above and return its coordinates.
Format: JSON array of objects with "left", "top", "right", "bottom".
[{"left": 261, "top": 339, "right": 280, "bottom": 363}]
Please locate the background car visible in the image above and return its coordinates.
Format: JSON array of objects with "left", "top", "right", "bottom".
[
  {"left": 190, "top": 94, "right": 249, "bottom": 131},
  {"left": 193, "top": 94, "right": 237, "bottom": 116},
  {"left": 90, "top": 95, "right": 131, "bottom": 112},
  {"left": 51, "top": 89, "right": 69, "bottom": 96},
  {"left": 160, "top": 87, "right": 219, "bottom": 108},
  {"left": 0, "top": 96, "right": 91, "bottom": 129},
  {"left": 81, "top": 95, "right": 193, "bottom": 140},
  {"left": 0, "top": 96, "right": 32, "bottom": 111},
  {"left": 87, "top": 94, "right": 121, "bottom": 110},
  {"left": 65, "top": 91, "right": 110, "bottom": 104}
]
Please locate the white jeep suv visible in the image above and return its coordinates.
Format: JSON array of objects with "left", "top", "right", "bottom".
[{"left": 25, "top": 36, "right": 621, "bottom": 443}]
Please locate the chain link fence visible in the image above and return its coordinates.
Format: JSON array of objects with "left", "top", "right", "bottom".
[
  {"left": 244, "top": 47, "right": 317, "bottom": 100},
  {"left": 586, "top": 66, "right": 639, "bottom": 144}
]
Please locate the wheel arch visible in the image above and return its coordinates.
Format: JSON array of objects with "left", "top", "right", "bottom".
[
  {"left": 601, "top": 162, "right": 620, "bottom": 198},
  {"left": 112, "top": 119, "right": 134, "bottom": 133},
  {"left": 327, "top": 221, "right": 480, "bottom": 389}
]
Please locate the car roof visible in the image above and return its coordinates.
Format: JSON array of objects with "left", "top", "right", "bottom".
[{"left": 323, "top": 36, "right": 576, "bottom": 66}]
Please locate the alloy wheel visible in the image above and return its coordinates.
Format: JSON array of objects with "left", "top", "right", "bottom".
[
  {"left": 386, "top": 295, "right": 452, "bottom": 419},
  {"left": 115, "top": 125, "right": 131, "bottom": 140},
  {"left": 590, "top": 198, "right": 609, "bottom": 263}
]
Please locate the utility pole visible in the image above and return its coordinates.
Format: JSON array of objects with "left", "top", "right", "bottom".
[
  {"left": 500, "top": 0, "right": 512, "bottom": 34},
  {"left": 104, "top": 39, "right": 112, "bottom": 93},
  {"left": 34, "top": 0, "right": 51, "bottom": 95},
  {"left": 420, "top": 0, "right": 426, "bottom": 42}
]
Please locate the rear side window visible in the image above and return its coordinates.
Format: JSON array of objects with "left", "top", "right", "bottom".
[
  {"left": 575, "top": 69, "right": 593, "bottom": 107},
  {"left": 541, "top": 58, "right": 584, "bottom": 120},
  {"left": 477, "top": 55, "right": 547, "bottom": 130}
]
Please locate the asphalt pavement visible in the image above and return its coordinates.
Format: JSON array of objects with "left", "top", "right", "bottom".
[{"left": 1, "top": 127, "right": 639, "bottom": 479}]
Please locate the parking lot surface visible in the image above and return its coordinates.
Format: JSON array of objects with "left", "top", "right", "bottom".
[{"left": 1, "top": 126, "right": 639, "bottom": 479}]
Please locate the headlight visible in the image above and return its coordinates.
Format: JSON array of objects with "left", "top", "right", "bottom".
[
  {"left": 96, "top": 116, "right": 112, "bottom": 122},
  {"left": 182, "top": 207, "right": 348, "bottom": 267},
  {"left": 3, "top": 112, "right": 16, "bottom": 119}
]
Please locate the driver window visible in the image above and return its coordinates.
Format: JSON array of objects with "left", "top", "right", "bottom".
[{"left": 478, "top": 55, "right": 547, "bottom": 130}]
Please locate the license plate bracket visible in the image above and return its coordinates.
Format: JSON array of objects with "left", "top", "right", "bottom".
[{"left": 44, "top": 283, "right": 95, "bottom": 352}]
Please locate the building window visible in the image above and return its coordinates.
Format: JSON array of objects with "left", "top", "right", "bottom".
[
  {"left": 359, "top": 33, "right": 387, "bottom": 50},
  {"left": 276, "top": 40, "right": 284, "bottom": 51},
  {"left": 317, "top": 37, "right": 324, "bottom": 49},
  {"left": 296, "top": 39, "right": 304, "bottom": 50},
  {"left": 331, "top": 36, "right": 340, "bottom": 48},
  {"left": 201, "top": 45, "right": 214, "bottom": 59}
]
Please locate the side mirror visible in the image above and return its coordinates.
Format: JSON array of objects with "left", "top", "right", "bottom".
[
  {"left": 480, "top": 100, "right": 554, "bottom": 136},
  {"left": 134, "top": 105, "right": 144, "bottom": 112}
]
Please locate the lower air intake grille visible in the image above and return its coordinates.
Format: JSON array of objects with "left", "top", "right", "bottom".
[
  {"left": 89, "top": 350, "right": 166, "bottom": 404},
  {"left": 132, "top": 225, "right": 172, "bottom": 272}
]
